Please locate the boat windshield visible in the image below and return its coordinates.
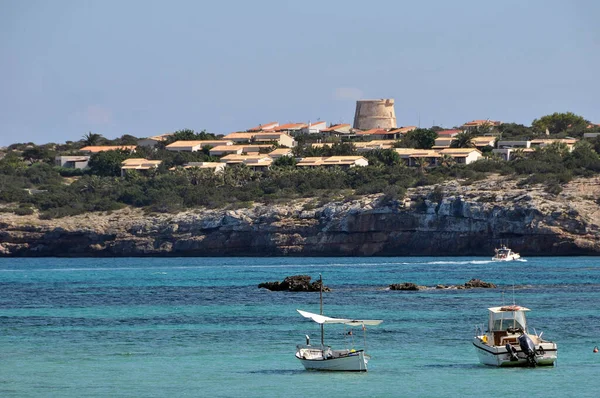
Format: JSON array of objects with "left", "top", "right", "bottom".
[{"left": 488, "top": 311, "right": 527, "bottom": 331}]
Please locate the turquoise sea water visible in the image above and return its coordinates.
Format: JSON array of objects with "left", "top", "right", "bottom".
[{"left": 1, "top": 257, "right": 599, "bottom": 397}]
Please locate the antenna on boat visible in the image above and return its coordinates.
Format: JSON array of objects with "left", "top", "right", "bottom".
[
  {"left": 512, "top": 283, "right": 516, "bottom": 306},
  {"left": 319, "top": 274, "right": 324, "bottom": 347}
]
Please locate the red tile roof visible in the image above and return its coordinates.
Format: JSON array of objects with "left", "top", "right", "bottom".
[
  {"left": 274, "top": 123, "right": 308, "bottom": 131},
  {"left": 247, "top": 122, "right": 279, "bottom": 132},
  {"left": 321, "top": 123, "right": 351, "bottom": 132},
  {"left": 437, "top": 129, "right": 462, "bottom": 136}
]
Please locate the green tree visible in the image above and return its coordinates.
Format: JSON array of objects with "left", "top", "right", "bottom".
[
  {"left": 82, "top": 132, "right": 104, "bottom": 146},
  {"left": 565, "top": 140, "right": 600, "bottom": 170},
  {"left": 272, "top": 156, "right": 297, "bottom": 167},
  {"left": 497, "top": 123, "right": 532, "bottom": 140},
  {"left": 591, "top": 136, "right": 600, "bottom": 155},
  {"left": 88, "top": 149, "right": 130, "bottom": 176},
  {"left": 77, "top": 175, "right": 111, "bottom": 194},
  {"left": 531, "top": 112, "right": 588, "bottom": 135},
  {"left": 114, "top": 134, "right": 139, "bottom": 145},
  {"left": 403, "top": 128, "right": 438, "bottom": 149},
  {"left": 164, "top": 129, "right": 217, "bottom": 145},
  {"left": 22, "top": 146, "right": 52, "bottom": 163},
  {"left": 329, "top": 142, "right": 357, "bottom": 156},
  {"left": 365, "top": 149, "right": 400, "bottom": 167}
]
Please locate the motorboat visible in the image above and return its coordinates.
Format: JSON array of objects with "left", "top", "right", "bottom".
[
  {"left": 295, "top": 276, "right": 383, "bottom": 372},
  {"left": 473, "top": 305, "right": 557, "bottom": 367},
  {"left": 492, "top": 245, "right": 521, "bottom": 261}
]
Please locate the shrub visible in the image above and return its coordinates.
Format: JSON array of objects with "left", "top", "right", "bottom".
[{"left": 14, "top": 207, "right": 34, "bottom": 216}]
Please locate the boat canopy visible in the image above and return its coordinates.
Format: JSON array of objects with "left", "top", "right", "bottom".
[
  {"left": 297, "top": 310, "right": 383, "bottom": 326},
  {"left": 487, "top": 306, "right": 529, "bottom": 331}
]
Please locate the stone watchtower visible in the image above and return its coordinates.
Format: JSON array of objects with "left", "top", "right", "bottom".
[{"left": 353, "top": 99, "right": 397, "bottom": 130}]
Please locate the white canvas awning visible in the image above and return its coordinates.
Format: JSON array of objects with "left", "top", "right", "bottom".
[{"left": 297, "top": 310, "right": 383, "bottom": 326}]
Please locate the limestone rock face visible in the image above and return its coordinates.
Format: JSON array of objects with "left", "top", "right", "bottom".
[{"left": 0, "top": 176, "right": 599, "bottom": 257}]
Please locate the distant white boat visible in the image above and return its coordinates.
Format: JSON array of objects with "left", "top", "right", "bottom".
[
  {"left": 492, "top": 245, "right": 521, "bottom": 261},
  {"left": 295, "top": 276, "right": 383, "bottom": 372},
  {"left": 473, "top": 305, "right": 557, "bottom": 367}
]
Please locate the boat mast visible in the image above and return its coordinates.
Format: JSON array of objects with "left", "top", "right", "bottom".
[{"left": 319, "top": 274, "right": 324, "bottom": 347}]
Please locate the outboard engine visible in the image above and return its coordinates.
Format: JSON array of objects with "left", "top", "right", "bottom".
[
  {"left": 518, "top": 334, "right": 537, "bottom": 366},
  {"left": 505, "top": 344, "right": 519, "bottom": 361}
]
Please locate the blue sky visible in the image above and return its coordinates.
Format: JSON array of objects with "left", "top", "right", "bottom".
[{"left": 1, "top": 0, "right": 599, "bottom": 146}]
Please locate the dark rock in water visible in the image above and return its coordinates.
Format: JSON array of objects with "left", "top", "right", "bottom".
[
  {"left": 391, "top": 279, "right": 496, "bottom": 291},
  {"left": 464, "top": 278, "right": 496, "bottom": 288},
  {"left": 258, "top": 275, "right": 330, "bottom": 292},
  {"left": 389, "top": 282, "right": 422, "bottom": 291}
]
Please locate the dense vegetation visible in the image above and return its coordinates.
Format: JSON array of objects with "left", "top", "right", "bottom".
[{"left": 1, "top": 113, "right": 600, "bottom": 219}]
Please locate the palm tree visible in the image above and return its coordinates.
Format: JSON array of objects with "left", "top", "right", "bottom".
[
  {"left": 451, "top": 131, "right": 476, "bottom": 148},
  {"left": 414, "top": 157, "right": 430, "bottom": 173},
  {"left": 79, "top": 175, "right": 109, "bottom": 194},
  {"left": 82, "top": 132, "right": 103, "bottom": 146},
  {"left": 510, "top": 148, "right": 526, "bottom": 161},
  {"left": 439, "top": 154, "right": 456, "bottom": 168}
]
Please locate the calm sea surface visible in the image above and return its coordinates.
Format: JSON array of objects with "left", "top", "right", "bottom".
[{"left": 1, "top": 257, "right": 599, "bottom": 397}]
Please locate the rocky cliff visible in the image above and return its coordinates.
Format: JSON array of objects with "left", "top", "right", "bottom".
[{"left": 1, "top": 175, "right": 599, "bottom": 257}]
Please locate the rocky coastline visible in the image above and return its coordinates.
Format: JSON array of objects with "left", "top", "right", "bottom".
[{"left": 1, "top": 175, "right": 599, "bottom": 257}]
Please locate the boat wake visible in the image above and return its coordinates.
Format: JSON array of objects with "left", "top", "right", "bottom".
[{"left": 405, "top": 260, "right": 495, "bottom": 265}]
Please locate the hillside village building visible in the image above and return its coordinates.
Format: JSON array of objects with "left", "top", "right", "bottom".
[
  {"left": 273, "top": 123, "right": 308, "bottom": 134},
  {"left": 530, "top": 138, "right": 578, "bottom": 151},
  {"left": 461, "top": 119, "right": 502, "bottom": 129},
  {"left": 268, "top": 148, "right": 293, "bottom": 158},
  {"left": 55, "top": 155, "right": 90, "bottom": 169},
  {"left": 219, "top": 154, "right": 273, "bottom": 170},
  {"left": 394, "top": 148, "right": 441, "bottom": 167},
  {"left": 222, "top": 132, "right": 295, "bottom": 147},
  {"left": 320, "top": 124, "right": 352, "bottom": 137},
  {"left": 438, "top": 148, "right": 483, "bottom": 164},
  {"left": 209, "top": 144, "right": 273, "bottom": 157},
  {"left": 166, "top": 140, "right": 233, "bottom": 152},
  {"left": 432, "top": 137, "right": 454, "bottom": 149},
  {"left": 120, "top": 158, "right": 162, "bottom": 176},
  {"left": 296, "top": 156, "right": 369, "bottom": 169},
  {"left": 137, "top": 133, "right": 174, "bottom": 148},
  {"left": 300, "top": 121, "right": 327, "bottom": 134},
  {"left": 179, "top": 162, "right": 226, "bottom": 173}
]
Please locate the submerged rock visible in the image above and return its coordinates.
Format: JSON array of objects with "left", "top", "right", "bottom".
[{"left": 258, "top": 275, "right": 330, "bottom": 292}]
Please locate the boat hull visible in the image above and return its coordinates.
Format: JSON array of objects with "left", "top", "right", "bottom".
[
  {"left": 296, "top": 349, "right": 369, "bottom": 371},
  {"left": 473, "top": 337, "right": 557, "bottom": 367},
  {"left": 491, "top": 254, "right": 521, "bottom": 261}
]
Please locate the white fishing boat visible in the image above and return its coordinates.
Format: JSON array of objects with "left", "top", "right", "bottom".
[
  {"left": 295, "top": 276, "right": 383, "bottom": 372},
  {"left": 473, "top": 305, "right": 557, "bottom": 367},
  {"left": 492, "top": 245, "right": 521, "bottom": 261}
]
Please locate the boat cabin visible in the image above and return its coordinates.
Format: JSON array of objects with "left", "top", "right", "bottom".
[
  {"left": 487, "top": 306, "right": 529, "bottom": 346},
  {"left": 495, "top": 247, "right": 512, "bottom": 259}
]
